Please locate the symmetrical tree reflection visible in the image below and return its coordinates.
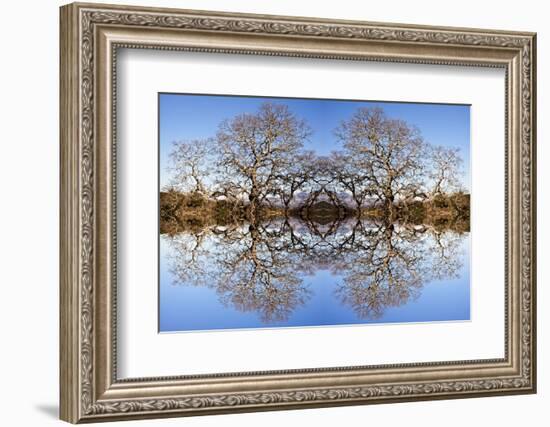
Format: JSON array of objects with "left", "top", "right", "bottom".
[
  {"left": 163, "top": 216, "right": 467, "bottom": 324},
  {"left": 161, "top": 100, "right": 470, "bottom": 326}
]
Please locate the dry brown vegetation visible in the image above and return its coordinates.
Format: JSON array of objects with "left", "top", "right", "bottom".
[
  {"left": 162, "top": 102, "right": 470, "bottom": 235},
  {"left": 160, "top": 189, "right": 469, "bottom": 235}
]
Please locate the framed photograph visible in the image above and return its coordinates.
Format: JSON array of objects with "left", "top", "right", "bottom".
[{"left": 60, "top": 2, "right": 537, "bottom": 423}]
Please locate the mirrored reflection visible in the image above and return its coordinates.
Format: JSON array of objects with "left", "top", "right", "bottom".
[
  {"left": 158, "top": 98, "right": 471, "bottom": 332},
  {"left": 160, "top": 214, "right": 469, "bottom": 331}
]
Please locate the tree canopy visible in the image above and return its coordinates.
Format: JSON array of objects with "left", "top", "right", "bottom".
[{"left": 166, "top": 102, "right": 466, "bottom": 218}]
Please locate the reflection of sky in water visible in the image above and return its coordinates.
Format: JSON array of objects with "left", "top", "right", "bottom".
[{"left": 159, "top": 225, "right": 470, "bottom": 332}]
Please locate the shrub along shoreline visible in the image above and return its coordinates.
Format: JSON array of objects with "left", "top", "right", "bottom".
[{"left": 159, "top": 190, "right": 470, "bottom": 235}]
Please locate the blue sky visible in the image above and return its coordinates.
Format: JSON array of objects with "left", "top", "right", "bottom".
[{"left": 159, "top": 93, "right": 470, "bottom": 189}]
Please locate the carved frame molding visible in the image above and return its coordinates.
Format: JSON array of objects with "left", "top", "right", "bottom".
[{"left": 60, "top": 2, "right": 536, "bottom": 423}]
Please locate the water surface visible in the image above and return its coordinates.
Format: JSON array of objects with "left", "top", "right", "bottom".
[{"left": 159, "top": 218, "right": 470, "bottom": 332}]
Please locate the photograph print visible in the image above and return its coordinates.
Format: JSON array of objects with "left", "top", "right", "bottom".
[{"left": 158, "top": 93, "right": 471, "bottom": 333}]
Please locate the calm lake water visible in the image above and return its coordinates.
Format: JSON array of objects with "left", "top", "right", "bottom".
[{"left": 159, "top": 218, "right": 470, "bottom": 332}]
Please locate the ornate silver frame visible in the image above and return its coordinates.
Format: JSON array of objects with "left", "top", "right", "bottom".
[{"left": 60, "top": 2, "right": 536, "bottom": 423}]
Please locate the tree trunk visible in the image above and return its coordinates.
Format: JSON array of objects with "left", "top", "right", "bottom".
[
  {"left": 384, "top": 194, "right": 395, "bottom": 220},
  {"left": 249, "top": 187, "right": 259, "bottom": 225}
]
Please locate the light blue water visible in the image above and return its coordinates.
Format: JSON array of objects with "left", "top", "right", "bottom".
[{"left": 159, "top": 222, "right": 470, "bottom": 332}]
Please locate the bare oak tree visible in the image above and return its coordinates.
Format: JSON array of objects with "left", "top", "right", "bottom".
[
  {"left": 330, "top": 151, "right": 376, "bottom": 210},
  {"left": 428, "top": 145, "right": 464, "bottom": 196},
  {"left": 272, "top": 151, "right": 316, "bottom": 211},
  {"left": 216, "top": 102, "right": 311, "bottom": 220},
  {"left": 168, "top": 138, "right": 214, "bottom": 194},
  {"left": 335, "top": 107, "right": 427, "bottom": 214},
  {"left": 163, "top": 103, "right": 469, "bottom": 233}
]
